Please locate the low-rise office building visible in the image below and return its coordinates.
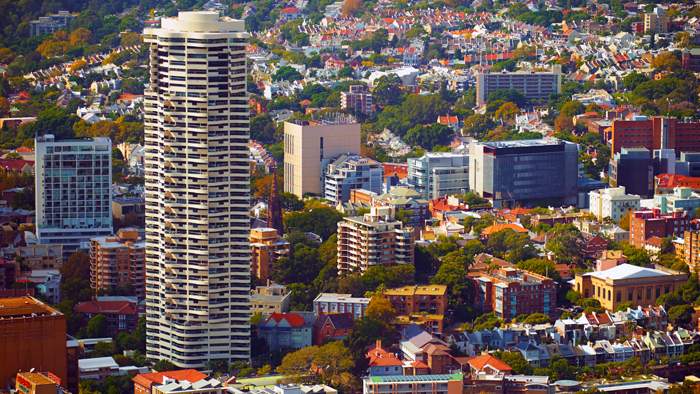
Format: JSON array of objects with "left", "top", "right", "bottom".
[
  {"left": 469, "top": 139, "right": 578, "bottom": 208},
  {"left": 609, "top": 147, "right": 655, "bottom": 198},
  {"left": 475, "top": 66, "right": 561, "bottom": 106},
  {"left": 407, "top": 152, "right": 469, "bottom": 199},
  {"left": 573, "top": 264, "right": 687, "bottom": 311}
]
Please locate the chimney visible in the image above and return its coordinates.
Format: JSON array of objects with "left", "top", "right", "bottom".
[{"left": 376, "top": 339, "right": 382, "bottom": 349}]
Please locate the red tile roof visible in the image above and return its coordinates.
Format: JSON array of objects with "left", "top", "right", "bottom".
[
  {"left": 74, "top": 300, "right": 137, "bottom": 315},
  {"left": 0, "top": 159, "right": 33, "bottom": 172},
  {"left": 656, "top": 174, "right": 700, "bottom": 190},
  {"left": 268, "top": 312, "right": 306, "bottom": 328},
  {"left": 466, "top": 354, "right": 513, "bottom": 372},
  {"left": 133, "top": 369, "right": 207, "bottom": 389}
]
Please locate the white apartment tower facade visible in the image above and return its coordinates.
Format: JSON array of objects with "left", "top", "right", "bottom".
[
  {"left": 35, "top": 134, "right": 113, "bottom": 257},
  {"left": 143, "top": 12, "right": 250, "bottom": 368}
]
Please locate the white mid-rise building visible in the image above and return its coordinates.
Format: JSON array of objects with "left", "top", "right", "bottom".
[
  {"left": 35, "top": 134, "right": 113, "bottom": 257},
  {"left": 143, "top": 11, "right": 250, "bottom": 368},
  {"left": 407, "top": 152, "right": 469, "bottom": 199},
  {"left": 588, "top": 187, "right": 641, "bottom": 223}
]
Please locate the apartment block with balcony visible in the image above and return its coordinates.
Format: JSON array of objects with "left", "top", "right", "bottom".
[
  {"left": 336, "top": 206, "right": 414, "bottom": 274},
  {"left": 35, "top": 134, "right": 113, "bottom": 257},
  {"left": 90, "top": 228, "right": 145, "bottom": 299},
  {"left": 588, "top": 187, "right": 641, "bottom": 223},
  {"left": 383, "top": 285, "right": 448, "bottom": 333},
  {"left": 250, "top": 228, "right": 290, "bottom": 282},
  {"left": 470, "top": 267, "right": 557, "bottom": 321},
  {"left": 324, "top": 154, "right": 383, "bottom": 205},
  {"left": 629, "top": 209, "right": 689, "bottom": 248},
  {"left": 341, "top": 85, "right": 374, "bottom": 115},
  {"left": 475, "top": 65, "right": 561, "bottom": 106}
]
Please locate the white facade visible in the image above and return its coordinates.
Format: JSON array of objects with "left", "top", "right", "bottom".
[
  {"left": 143, "top": 11, "right": 250, "bottom": 368},
  {"left": 35, "top": 134, "right": 113, "bottom": 257},
  {"left": 313, "top": 293, "right": 370, "bottom": 320},
  {"left": 588, "top": 187, "right": 641, "bottom": 223},
  {"left": 407, "top": 152, "right": 469, "bottom": 199}
]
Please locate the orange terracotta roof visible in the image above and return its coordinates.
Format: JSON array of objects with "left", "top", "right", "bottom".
[
  {"left": 133, "top": 369, "right": 207, "bottom": 389},
  {"left": 481, "top": 223, "right": 528, "bottom": 236},
  {"left": 656, "top": 174, "right": 700, "bottom": 190},
  {"left": 466, "top": 354, "right": 512, "bottom": 372}
]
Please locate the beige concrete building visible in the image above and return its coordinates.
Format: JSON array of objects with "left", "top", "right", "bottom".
[
  {"left": 143, "top": 11, "right": 251, "bottom": 368},
  {"left": 250, "top": 227, "right": 289, "bottom": 281},
  {"left": 283, "top": 118, "right": 360, "bottom": 198},
  {"left": 574, "top": 263, "right": 687, "bottom": 311},
  {"left": 337, "top": 206, "right": 414, "bottom": 274},
  {"left": 250, "top": 281, "right": 290, "bottom": 314}
]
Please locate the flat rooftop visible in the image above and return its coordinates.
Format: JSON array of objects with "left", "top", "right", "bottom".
[
  {"left": 0, "top": 296, "right": 60, "bottom": 319},
  {"left": 368, "top": 373, "right": 462, "bottom": 383},
  {"left": 18, "top": 372, "right": 56, "bottom": 386},
  {"left": 478, "top": 138, "right": 564, "bottom": 149}
]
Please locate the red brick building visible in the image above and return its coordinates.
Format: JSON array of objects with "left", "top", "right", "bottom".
[
  {"left": 582, "top": 235, "right": 609, "bottom": 259},
  {"left": 313, "top": 313, "right": 353, "bottom": 345},
  {"left": 74, "top": 300, "right": 138, "bottom": 336},
  {"left": 469, "top": 267, "right": 557, "bottom": 321},
  {"left": 629, "top": 209, "right": 690, "bottom": 248},
  {"left": 609, "top": 117, "right": 700, "bottom": 154}
]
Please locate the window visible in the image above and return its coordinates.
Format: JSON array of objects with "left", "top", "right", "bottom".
[
  {"left": 616, "top": 291, "right": 621, "bottom": 302},
  {"left": 646, "top": 287, "right": 652, "bottom": 300}
]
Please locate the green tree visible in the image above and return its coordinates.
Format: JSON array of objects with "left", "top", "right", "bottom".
[
  {"left": 667, "top": 304, "right": 694, "bottom": 327},
  {"left": 403, "top": 124, "right": 453, "bottom": 150},
  {"left": 372, "top": 74, "right": 403, "bottom": 107},
  {"left": 273, "top": 65, "right": 303, "bottom": 82},
  {"left": 544, "top": 224, "right": 586, "bottom": 264},
  {"left": 493, "top": 351, "right": 533, "bottom": 374},
  {"left": 366, "top": 294, "right": 396, "bottom": 322},
  {"left": 284, "top": 207, "right": 344, "bottom": 240},
  {"left": 86, "top": 314, "right": 108, "bottom": 338},
  {"left": 516, "top": 259, "right": 561, "bottom": 281}
]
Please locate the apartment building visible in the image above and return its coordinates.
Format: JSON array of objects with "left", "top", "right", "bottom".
[
  {"left": 475, "top": 65, "right": 561, "bottom": 106},
  {"left": 608, "top": 116, "right": 700, "bottom": 154},
  {"left": 470, "top": 267, "right": 557, "bottom": 321},
  {"left": 313, "top": 293, "right": 370, "bottom": 319},
  {"left": 644, "top": 7, "right": 670, "bottom": 34},
  {"left": 384, "top": 285, "right": 448, "bottom": 333},
  {"left": 341, "top": 84, "right": 374, "bottom": 115},
  {"left": 337, "top": 206, "right": 414, "bottom": 274},
  {"left": 143, "top": 11, "right": 251, "bottom": 368},
  {"left": 681, "top": 230, "right": 700, "bottom": 272},
  {"left": 407, "top": 152, "right": 469, "bottom": 199},
  {"left": 35, "top": 134, "right": 113, "bottom": 257},
  {"left": 609, "top": 147, "right": 654, "bottom": 198},
  {"left": 250, "top": 282, "right": 290, "bottom": 314},
  {"left": 0, "top": 296, "right": 67, "bottom": 387},
  {"left": 90, "top": 228, "right": 145, "bottom": 299},
  {"left": 324, "top": 154, "right": 383, "bottom": 204},
  {"left": 469, "top": 139, "right": 578, "bottom": 208},
  {"left": 629, "top": 209, "right": 689, "bottom": 248},
  {"left": 574, "top": 264, "right": 687, "bottom": 311},
  {"left": 588, "top": 187, "right": 641, "bottom": 223},
  {"left": 283, "top": 117, "right": 361, "bottom": 198},
  {"left": 654, "top": 187, "right": 700, "bottom": 217},
  {"left": 29, "top": 11, "right": 75, "bottom": 36},
  {"left": 250, "top": 228, "right": 290, "bottom": 282}
]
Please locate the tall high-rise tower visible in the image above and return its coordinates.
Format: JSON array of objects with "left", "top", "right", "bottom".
[{"left": 143, "top": 11, "right": 250, "bottom": 368}]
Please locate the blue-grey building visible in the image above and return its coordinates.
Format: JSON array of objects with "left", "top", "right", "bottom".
[
  {"left": 407, "top": 152, "right": 469, "bottom": 199},
  {"left": 469, "top": 138, "right": 578, "bottom": 208},
  {"left": 323, "top": 154, "right": 383, "bottom": 204}
]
